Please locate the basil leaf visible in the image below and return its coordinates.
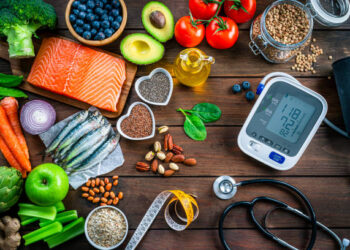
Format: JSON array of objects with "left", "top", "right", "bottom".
[
  {"left": 178, "top": 109, "right": 207, "bottom": 141},
  {"left": 184, "top": 103, "right": 222, "bottom": 123}
]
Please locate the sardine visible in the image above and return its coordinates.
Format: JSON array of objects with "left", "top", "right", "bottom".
[
  {"left": 53, "top": 111, "right": 103, "bottom": 159},
  {"left": 63, "top": 121, "right": 111, "bottom": 164},
  {"left": 45, "top": 110, "right": 89, "bottom": 154},
  {"left": 66, "top": 133, "right": 120, "bottom": 171}
]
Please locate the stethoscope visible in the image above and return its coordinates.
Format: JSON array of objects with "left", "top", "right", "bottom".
[{"left": 213, "top": 176, "right": 349, "bottom": 250}]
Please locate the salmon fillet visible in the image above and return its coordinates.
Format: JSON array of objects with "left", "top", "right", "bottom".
[{"left": 27, "top": 37, "right": 126, "bottom": 112}]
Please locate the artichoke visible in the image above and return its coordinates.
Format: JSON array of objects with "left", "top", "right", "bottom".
[{"left": 0, "top": 167, "right": 23, "bottom": 213}]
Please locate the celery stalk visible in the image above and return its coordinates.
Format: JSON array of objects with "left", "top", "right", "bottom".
[
  {"left": 18, "top": 203, "right": 57, "bottom": 221},
  {"left": 21, "top": 217, "right": 39, "bottom": 226},
  {"left": 54, "top": 201, "right": 65, "bottom": 212},
  {"left": 45, "top": 218, "right": 85, "bottom": 248},
  {"left": 23, "top": 222, "right": 63, "bottom": 246},
  {"left": 39, "top": 210, "right": 78, "bottom": 227}
]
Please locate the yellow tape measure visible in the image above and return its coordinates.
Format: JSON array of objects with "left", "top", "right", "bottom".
[{"left": 126, "top": 190, "right": 199, "bottom": 250}]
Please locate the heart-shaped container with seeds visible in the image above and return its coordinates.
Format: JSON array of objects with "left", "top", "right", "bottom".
[
  {"left": 116, "top": 102, "right": 155, "bottom": 141},
  {"left": 135, "top": 68, "right": 173, "bottom": 106}
]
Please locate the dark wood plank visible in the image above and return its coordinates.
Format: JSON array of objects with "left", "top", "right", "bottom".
[{"left": 48, "top": 0, "right": 350, "bottom": 30}]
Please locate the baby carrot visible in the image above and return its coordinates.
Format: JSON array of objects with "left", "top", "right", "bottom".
[
  {"left": 0, "top": 106, "right": 31, "bottom": 172},
  {"left": 0, "top": 135, "right": 26, "bottom": 177},
  {"left": 1, "top": 97, "right": 29, "bottom": 159}
]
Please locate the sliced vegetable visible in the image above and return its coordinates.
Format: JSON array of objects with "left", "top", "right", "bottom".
[
  {"left": 180, "top": 103, "right": 222, "bottom": 123},
  {"left": 18, "top": 203, "right": 56, "bottom": 221},
  {"left": 23, "top": 221, "right": 63, "bottom": 246},
  {"left": 21, "top": 217, "right": 39, "bottom": 226},
  {"left": 178, "top": 108, "right": 207, "bottom": 141},
  {"left": 0, "top": 73, "right": 23, "bottom": 88},
  {"left": 20, "top": 100, "right": 56, "bottom": 135},
  {"left": 0, "top": 86, "right": 27, "bottom": 98},
  {"left": 45, "top": 217, "right": 85, "bottom": 248},
  {"left": 39, "top": 210, "right": 78, "bottom": 227},
  {"left": 0, "top": 135, "right": 25, "bottom": 177},
  {"left": 54, "top": 201, "right": 65, "bottom": 212}
]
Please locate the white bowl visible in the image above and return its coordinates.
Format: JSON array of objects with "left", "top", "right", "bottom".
[
  {"left": 85, "top": 206, "right": 129, "bottom": 250},
  {"left": 116, "top": 102, "right": 155, "bottom": 141},
  {"left": 135, "top": 68, "right": 173, "bottom": 106}
]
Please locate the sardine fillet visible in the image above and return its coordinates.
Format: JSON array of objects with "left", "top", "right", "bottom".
[{"left": 27, "top": 37, "right": 126, "bottom": 112}]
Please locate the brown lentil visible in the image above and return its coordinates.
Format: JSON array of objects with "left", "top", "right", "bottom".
[{"left": 121, "top": 104, "right": 153, "bottom": 138}]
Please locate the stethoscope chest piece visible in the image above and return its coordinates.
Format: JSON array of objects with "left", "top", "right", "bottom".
[{"left": 213, "top": 176, "right": 237, "bottom": 200}]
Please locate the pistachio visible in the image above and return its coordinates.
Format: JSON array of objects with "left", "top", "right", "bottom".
[
  {"left": 149, "top": 10, "right": 166, "bottom": 29},
  {"left": 169, "top": 163, "right": 179, "bottom": 171},
  {"left": 157, "top": 151, "right": 166, "bottom": 161},
  {"left": 158, "top": 126, "right": 169, "bottom": 134},
  {"left": 158, "top": 164, "right": 165, "bottom": 175},
  {"left": 154, "top": 141, "right": 162, "bottom": 152},
  {"left": 145, "top": 151, "right": 155, "bottom": 161}
]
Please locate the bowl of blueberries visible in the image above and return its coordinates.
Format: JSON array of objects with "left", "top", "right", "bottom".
[{"left": 65, "top": 0, "right": 127, "bottom": 46}]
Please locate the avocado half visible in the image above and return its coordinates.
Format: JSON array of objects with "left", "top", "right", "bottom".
[
  {"left": 142, "top": 1, "right": 174, "bottom": 43},
  {"left": 120, "top": 33, "right": 165, "bottom": 65}
]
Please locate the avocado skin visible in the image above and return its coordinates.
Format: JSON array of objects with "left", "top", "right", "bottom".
[
  {"left": 142, "top": 1, "right": 174, "bottom": 43},
  {"left": 120, "top": 33, "right": 165, "bottom": 65}
]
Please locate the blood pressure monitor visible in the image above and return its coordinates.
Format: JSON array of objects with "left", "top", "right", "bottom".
[{"left": 238, "top": 73, "right": 328, "bottom": 170}]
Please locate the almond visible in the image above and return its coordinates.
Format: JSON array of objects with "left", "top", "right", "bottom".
[
  {"left": 151, "top": 159, "right": 159, "bottom": 173},
  {"left": 164, "top": 152, "right": 174, "bottom": 163},
  {"left": 164, "top": 134, "right": 169, "bottom": 151},
  {"left": 184, "top": 158, "right": 197, "bottom": 166},
  {"left": 171, "top": 154, "right": 185, "bottom": 163},
  {"left": 168, "top": 134, "right": 174, "bottom": 150},
  {"left": 164, "top": 169, "right": 175, "bottom": 177}
]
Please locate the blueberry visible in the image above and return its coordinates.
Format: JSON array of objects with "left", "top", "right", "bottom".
[
  {"left": 69, "top": 14, "right": 77, "bottom": 23},
  {"left": 95, "top": 1, "right": 104, "bottom": 8},
  {"left": 73, "top": 24, "right": 78, "bottom": 30},
  {"left": 110, "top": 9, "right": 119, "bottom": 17},
  {"left": 75, "top": 27, "right": 84, "bottom": 35},
  {"left": 245, "top": 91, "right": 255, "bottom": 101},
  {"left": 108, "top": 16, "right": 114, "bottom": 22},
  {"left": 72, "top": 1, "right": 80, "bottom": 8},
  {"left": 101, "top": 14, "right": 109, "bottom": 21},
  {"left": 95, "top": 32, "right": 106, "bottom": 40},
  {"left": 116, "top": 15, "right": 123, "bottom": 23},
  {"left": 86, "top": 13, "right": 95, "bottom": 22},
  {"left": 95, "top": 7, "right": 104, "bottom": 15},
  {"left": 80, "top": 0, "right": 87, "bottom": 2},
  {"left": 92, "top": 21, "right": 100, "bottom": 29},
  {"left": 78, "top": 4, "right": 87, "bottom": 11},
  {"left": 91, "top": 28, "right": 97, "bottom": 36},
  {"left": 83, "top": 23, "right": 91, "bottom": 30},
  {"left": 101, "top": 20, "right": 110, "bottom": 28},
  {"left": 232, "top": 84, "right": 241, "bottom": 93},
  {"left": 112, "top": 0, "right": 120, "bottom": 8},
  {"left": 101, "top": 0, "right": 107, "bottom": 4},
  {"left": 105, "top": 4, "right": 112, "bottom": 10},
  {"left": 72, "top": 9, "right": 80, "bottom": 15},
  {"left": 83, "top": 31, "right": 92, "bottom": 40},
  {"left": 87, "top": 8, "right": 93, "bottom": 13},
  {"left": 76, "top": 19, "right": 84, "bottom": 26},
  {"left": 242, "top": 81, "right": 251, "bottom": 90},
  {"left": 86, "top": 0, "right": 95, "bottom": 8},
  {"left": 104, "top": 28, "right": 114, "bottom": 38},
  {"left": 111, "top": 21, "right": 120, "bottom": 29},
  {"left": 78, "top": 11, "right": 86, "bottom": 19}
]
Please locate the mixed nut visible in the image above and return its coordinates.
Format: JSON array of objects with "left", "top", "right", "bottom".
[
  {"left": 135, "top": 126, "right": 197, "bottom": 177},
  {"left": 81, "top": 176, "right": 124, "bottom": 206}
]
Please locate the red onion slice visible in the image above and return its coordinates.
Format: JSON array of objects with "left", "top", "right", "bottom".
[{"left": 20, "top": 100, "right": 56, "bottom": 135}]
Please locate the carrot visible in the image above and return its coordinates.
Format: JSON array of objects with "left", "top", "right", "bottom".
[
  {"left": 0, "top": 106, "right": 31, "bottom": 172},
  {"left": 0, "top": 135, "right": 26, "bottom": 177},
  {"left": 1, "top": 97, "right": 29, "bottom": 159}
]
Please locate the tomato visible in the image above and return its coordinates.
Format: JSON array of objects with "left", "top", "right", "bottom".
[
  {"left": 189, "top": 0, "right": 222, "bottom": 20},
  {"left": 224, "top": 0, "right": 256, "bottom": 23},
  {"left": 175, "top": 16, "right": 205, "bottom": 47},
  {"left": 206, "top": 17, "right": 239, "bottom": 49}
]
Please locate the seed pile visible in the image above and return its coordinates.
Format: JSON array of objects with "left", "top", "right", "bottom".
[
  {"left": 139, "top": 72, "right": 171, "bottom": 103},
  {"left": 135, "top": 126, "right": 197, "bottom": 177},
  {"left": 121, "top": 104, "right": 153, "bottom": 138},
  {"left": 291, "top": 39, "right": 324, "bottom": 73},
  {"left": 266, "top": 4, "right": 309, "bottom": 45},
  {"left": 81, "top": 176, "right": 123, "bottom": 207},
  {"left": 87, "top": 207, "right": 127, "bottom": 248}
]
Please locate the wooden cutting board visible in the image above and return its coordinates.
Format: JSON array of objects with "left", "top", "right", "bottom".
[{"left": 0, "top": 37, "right": 137, "bottom": 118}]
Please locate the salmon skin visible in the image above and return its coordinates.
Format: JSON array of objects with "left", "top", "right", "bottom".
[{"left": 27, "top": 37, "right": 126, "bottom": 112}]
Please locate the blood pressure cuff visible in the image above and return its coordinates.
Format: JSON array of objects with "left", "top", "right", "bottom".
[{"left": 332, "top": 57, "right": 350, "bottom": 134}]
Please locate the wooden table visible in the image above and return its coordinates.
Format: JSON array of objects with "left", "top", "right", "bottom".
[{"left": 1, "top": 0, "right": 350, "bottom": 249}]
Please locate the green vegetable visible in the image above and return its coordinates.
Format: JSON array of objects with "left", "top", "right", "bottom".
[
  {"left": 0, "top": 166, "right": 23, "bottom": 213},
  {"left": 39, "top": 210, "right": 78, "bottom": 227},
  {"left": 0, "top": 73, "right": 23, "bottom": 87},
  {"left": 54, "top": 201, "right": 65, "bottom": 212},
  {"left": 180, "top": 103, "right": 222, "bottom": 123},
  {"left": 21, "top": 216, "right": 39, "bottom": 226},
  {"left": 45, "top": 217, "right": 85, "bottom": 248},
  {"left": 18, "top": 203, "right": 57, "bottom": 221},
  {"left": 0, "top": 86, "right": 27, "bottom": 98},
  {"left": 23, "top": 221, "right": 63, "bottom": 246},
  {"left": 0, "top": 0, "right": 57, "bottom": 58},
  {"left": 178, "top": 108, "right": 207, "bottom": 141}
]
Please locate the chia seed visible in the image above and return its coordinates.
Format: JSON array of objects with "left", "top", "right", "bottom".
[
  {"left": 139, "top": 72, "right": 170, "bottom": 103},
  {"left": 121, "top": 104, "right": 152, "bottom": 138}
]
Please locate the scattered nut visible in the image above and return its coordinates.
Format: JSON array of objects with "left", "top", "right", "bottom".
[
  {"left": 328, "top": 55, "right": 333, "bottom": 60},
  {"left": 157, "top": 151, "right": 166, "bottom": 160},
  {"left": 154, "top": 141, "right": 162, "bottom": 152},
  {"left": 164, "top": 134, "right": 169, "bottom": 151},
  {"left": 164, "top": 152, "right": 174, "bottom": 163},
  {"left": 151, "top": 159, "right": 159, "bottom": 173},
  {"left": 145, "top": 151, "right": 155, "bottom": 161},
  {"left": 136, "top": 162, "right": 150, "bottom": 172},
  {"left": 158, "top": 126, "right": 169, "bottom": 134},
  {"left": 169, "top": 163, "right": 179, "bottom": 171},
  {"left": 158, "top": 164, "right": 165, "bottom": 175},
  {"left": 168, "top": 134, "right": 174, "bottom": 150},
  {"left": 171, "top": 154, "right": 185, "bottom": 163},
  {"left": 164, "top": 170, "right": 175, "bottom": 177},
  {"left": 184, "top": 158, "right": 197, "bottom": 166}
]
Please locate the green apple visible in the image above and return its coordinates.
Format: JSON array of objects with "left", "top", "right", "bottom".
[{"left": 25, "top": 163, "right": 69, "bottom": 206}]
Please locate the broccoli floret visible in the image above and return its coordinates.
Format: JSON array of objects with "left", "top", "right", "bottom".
[{"left": 0, "top": 0, "right": 57, "bottom": 58}]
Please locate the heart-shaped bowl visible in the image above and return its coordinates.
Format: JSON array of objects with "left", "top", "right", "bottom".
[
  {"left": 135, "top": 68, "right": 173, "bottom": 106},
  {"left": 116, "top": 102, "right": 155, "bottom": 141}
]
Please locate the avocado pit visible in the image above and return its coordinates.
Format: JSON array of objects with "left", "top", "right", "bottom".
[{"left": 149, "top": 11, "right": 166, "bottom": 29}]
